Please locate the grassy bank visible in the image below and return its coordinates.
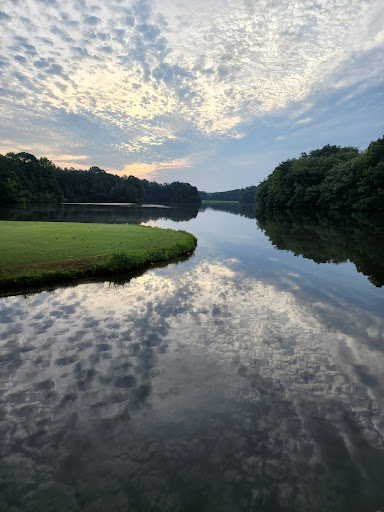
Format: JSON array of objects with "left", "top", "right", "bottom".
[{"left": 0, "top": 221, "right": 197, "bottom": 291}]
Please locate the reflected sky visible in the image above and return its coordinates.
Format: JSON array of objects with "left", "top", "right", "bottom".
[{"left": 1, "top": 206, "right": 384, "bottom": 511}]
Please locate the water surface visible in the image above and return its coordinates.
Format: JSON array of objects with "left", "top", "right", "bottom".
[{"left": 1, "top": 204, "right": 384, "bottom": 512}]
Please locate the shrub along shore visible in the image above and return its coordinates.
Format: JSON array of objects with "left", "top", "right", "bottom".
[{"left": 0, "top": 221, "right": 197, "bottom": 291}]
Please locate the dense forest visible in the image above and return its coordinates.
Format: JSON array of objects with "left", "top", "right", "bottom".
[
  {"left": 200, "top": 186, "right": 257, "bottom": 203},
  {"left": 199, "top": 189, "right": 241, "bottom": 201},
  {"left": 255, "top": 135, "right": 384, "bottom": 211},
  {"left": 0, "top": 152, "right": 201, "bottom": 205}
]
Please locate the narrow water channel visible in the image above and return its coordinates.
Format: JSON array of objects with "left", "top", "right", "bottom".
[{"left": 1, "top": 204, "right": 384, "bottom": 512}]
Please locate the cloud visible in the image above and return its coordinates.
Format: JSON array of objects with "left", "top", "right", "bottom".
[
  {"left": 45, "top": 63, "right": 68, "bottom": 78},
  {"left": 120, "top": 155, "right": 195, "bottom": 179},
  {"left": 54, "top": 153, "right": 90, "bottom": 161},
  {"left": 0, "top": 0, "right": 383, "bottom": 187},
  {"left": 120, "top": 162, "right": 157, "bottom": 178},
  {"left": 33, "top": 58, "right": 50, "bottom": 68},
  {"left": 296, "top": 117, "right": 312, "bottom": 125},
  {"left": 83, "top": 15, "right": 100, "bottom": 26},
  {"left": 51, "top": 154, "right": 91, "bottom": 169},
  {"left": 157, "top": 156, "right": 195, "bottom": 169},
  {"left": 12, "top": 71, "right": 37, "bottom": 90},
  {"left": 36, "top": 0, "right": 58, "bottom": 5},
  {"left": 0, "top": 10, "right": 11, "bottom": 21},
  {"left": 137, "top": 23, "right": 160, "bottom": 41},
  {"left": 211, "top": 116, "right": 241, "bottom": 134},
  {"left": 14, "top": 55, "right": 26, "bottom": 63}
]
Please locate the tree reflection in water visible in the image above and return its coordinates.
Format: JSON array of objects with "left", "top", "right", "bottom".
[
  {"left": 0, "top": 202, "right": 200, "bottom": 224},
  {"left": 1, "top": 204, "right": 384, "bottom": 511},
  {"left": 255, "top": 208, "right": 384, "bottom": 287}
]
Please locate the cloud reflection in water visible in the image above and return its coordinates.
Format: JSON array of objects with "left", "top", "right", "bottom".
[{"left": 0, "top": 256, "right": 384, "bottom": 511}]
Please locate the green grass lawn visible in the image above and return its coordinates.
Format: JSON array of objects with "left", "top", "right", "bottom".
[{"left": 0, "top": 221, "right": 197, "bottom": 289}]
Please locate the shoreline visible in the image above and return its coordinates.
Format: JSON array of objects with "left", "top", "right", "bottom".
[{"left": 0, "top": 221, "right": 197, "bottom": 294}]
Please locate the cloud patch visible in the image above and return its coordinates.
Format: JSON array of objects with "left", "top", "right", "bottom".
[
  {"left": 120, "top": 155, "right": 195, "bottom": 179},
  {"left": 0, "top": 10, "right": 11, "bottom": 21},
  {"left": 83, "top": 15, "right": 100, "bottom": 25},
  {"left": 0, "top": 0, "right": 383, "bottom": 185}
]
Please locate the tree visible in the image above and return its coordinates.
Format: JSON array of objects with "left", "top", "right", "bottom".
[{"left": 252, "top": 139, "right": 384, "bottom": 211}]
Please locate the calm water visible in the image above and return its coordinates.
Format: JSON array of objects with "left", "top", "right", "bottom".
[{"left": 1, "top": 203, "right": 384, "bottom": 512}]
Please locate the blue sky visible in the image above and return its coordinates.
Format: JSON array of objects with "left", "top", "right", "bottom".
[{"left": 0, "top": 0, "right": 383, "bottom": 191}]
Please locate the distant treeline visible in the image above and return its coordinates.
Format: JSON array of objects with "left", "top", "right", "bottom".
[
  {"left": 200, "top": 186, "right": 257, "bottom": 203},
  {"left": 255, "top": 135, "right": 384, "bottom": 211},
  {"left": 0, "top": 152, "right": 201, "bottom": 205}
]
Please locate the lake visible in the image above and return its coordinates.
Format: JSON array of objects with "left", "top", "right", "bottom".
[{"left": 1, "top": 203, "right": 384, "bottom": 512}]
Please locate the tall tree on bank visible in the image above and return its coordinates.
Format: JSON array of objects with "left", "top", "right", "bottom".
[{"left": 0, "top": 152, "right": 63, "bottom": 205}]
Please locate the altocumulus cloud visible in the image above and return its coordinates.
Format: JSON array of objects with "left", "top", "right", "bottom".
[{"left": 0, "top": 0, "right": 383, "bottom": 186}]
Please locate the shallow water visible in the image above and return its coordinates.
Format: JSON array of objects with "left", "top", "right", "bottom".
[{"left": 1, "top": 204, "right": 384, "bottom": 512}]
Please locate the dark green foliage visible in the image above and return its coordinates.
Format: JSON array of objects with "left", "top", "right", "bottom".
[
  {"left": 101, "top": 232, "right": 197, "bottom": 274},
  {"left": 255, "top": 136, "right": 384, "bottom": 211},
  {"left": 0, "top": 153, "right": 63, "bottom": 205},
  {"left": 142, "top": 179, "right": 200, "bottom": 204},
  {"left": 318, "top": 138, "right": 384, "bottom": 210},
  {"left": 201, "top": 189, "right": 241, "bottom": 201},
  {"left": 239, "top": 186, "right": 257, "bottom": 203},
  {"left": 0, "top": 153, "right": 201, "bottom": 205},
  {"left": 8, "top": 268, "right": 80, "bottom": 289},
  {"left": 169, "top": 181, "right": 201, "bottom": 203},
  {"left": 200, "top": 186, "right": 258, "bottom": 203},
  {"left": 105, "top": 250, "right": 148, "bottom": 272},
  {"left": 255, "top": 208, "right": 384, "bottom": 287},
  {"left": 56, "top": 167, "right": 145, "bottom": 203}
]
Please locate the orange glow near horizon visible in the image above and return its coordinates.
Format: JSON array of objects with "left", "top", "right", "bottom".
[
  {"left": 118, "top": 163, "right": 158, "bottom": 179},
  {"left": 106, "top": 156, "right": 196, "bottom": 180}
]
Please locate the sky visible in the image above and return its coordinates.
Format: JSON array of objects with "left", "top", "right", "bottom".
[{"left": 0, "top": 0, "right": 383, "bottom": 191}]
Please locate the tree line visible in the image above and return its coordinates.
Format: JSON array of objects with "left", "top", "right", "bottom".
[
  {"left": 0, "top": 152, "right": 201, "bottom": 205},
  {"left": 255, "top": 135, "right": 384, "bottom": 211},
  {"left": 199, "top": 186, "right": 257, "bottom": 203},
  {"left": 2, "top": 134, "right": 383, "bottom": 210}
]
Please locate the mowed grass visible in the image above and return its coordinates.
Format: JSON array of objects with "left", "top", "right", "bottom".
[{"left": 0, "top": 221, "right": 197, "bottom": 289}]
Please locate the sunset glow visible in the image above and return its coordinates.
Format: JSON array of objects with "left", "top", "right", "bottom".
[{"left": 0, "top": 0, "right": 383, "bottom": 189}]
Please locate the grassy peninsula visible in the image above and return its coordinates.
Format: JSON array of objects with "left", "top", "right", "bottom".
[{"left": 0, "top": 221, "right": 197, "bottom": 291}]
